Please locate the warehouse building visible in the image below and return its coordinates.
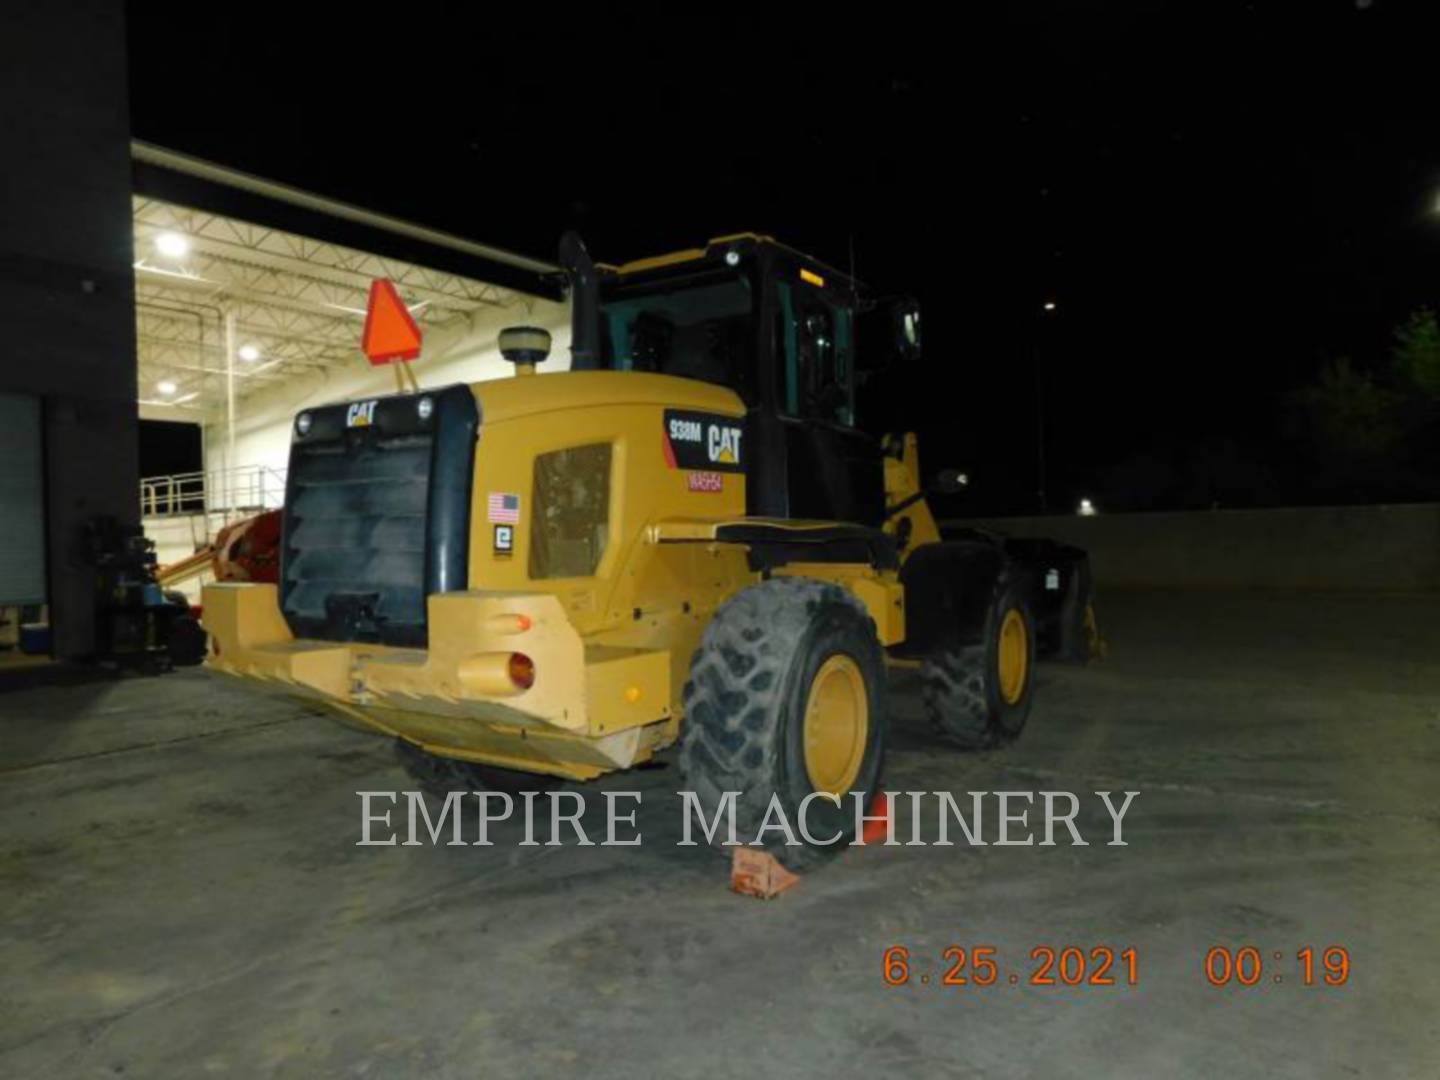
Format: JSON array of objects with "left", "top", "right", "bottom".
[
  {"left": 0, "top": 4, "right": 566, "bottom": 657},
  {"left": 130, "top": 144, "right": 569, "bottom": 597}
]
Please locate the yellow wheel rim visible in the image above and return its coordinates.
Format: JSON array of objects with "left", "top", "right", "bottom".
[
  {"left": 997, "top": 608, "right": 1029, "bottom": 705},
  {"left": 802, "top": 654, "right": 869, "bottom": 796}
]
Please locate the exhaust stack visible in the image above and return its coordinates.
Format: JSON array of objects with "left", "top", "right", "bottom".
[{"left": 559, "top": 230, "right": 600, "bottom": 368}]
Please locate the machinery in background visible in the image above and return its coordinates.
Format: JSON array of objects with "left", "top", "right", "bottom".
[
  {"left": 155, "top": 509, "right": 282, "bottom": 593},
  {"left": 87, "top": 517, "right": 206, "bottom": 671}
]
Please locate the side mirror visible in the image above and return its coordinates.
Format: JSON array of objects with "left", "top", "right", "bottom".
[
  {"left": 890, "top": 299, "right": 922, "bottom": 363},
  {"left": 932, "top": 468, "right": 969, "bottom": 494}
]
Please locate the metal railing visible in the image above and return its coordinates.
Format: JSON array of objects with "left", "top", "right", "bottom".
[{"left": 140, "top": 464, "right": 287, "bottom": 518}]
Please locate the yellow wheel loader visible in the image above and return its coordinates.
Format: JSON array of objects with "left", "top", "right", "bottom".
[{"left": 203, "top": 233, "right": 1094, "bottom": 869}]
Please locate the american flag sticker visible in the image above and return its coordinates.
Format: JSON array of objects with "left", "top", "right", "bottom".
[{"left": 487, "top": 492, "right": 521, "bottom": 524}]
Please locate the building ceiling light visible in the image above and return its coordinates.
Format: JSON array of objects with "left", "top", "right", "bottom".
[{"left": 155, "top": 232, "right": 189, "bottom": 258}]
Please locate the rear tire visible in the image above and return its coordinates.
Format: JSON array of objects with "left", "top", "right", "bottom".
[
  {"left": 678, "top": 576, "right": 887, "bottom": 871},
  {"left": 921, "top": 574, "right": 1035, "bottom": 749},
  {"left": 394, "top": 739, "right": 562, "bottom": 795}
]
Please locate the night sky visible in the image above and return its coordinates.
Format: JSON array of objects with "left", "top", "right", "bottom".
[{"left": 128, "top": 1, "right": 1440, "bottom": 513}]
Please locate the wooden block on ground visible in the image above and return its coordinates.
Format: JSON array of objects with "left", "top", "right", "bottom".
[{"left": 730, "top": 847, "right": 801, "bottom": 899}]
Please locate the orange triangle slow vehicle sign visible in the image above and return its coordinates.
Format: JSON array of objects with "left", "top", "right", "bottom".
[{"left": 361, "top": 279, "right": 423, "bottom": 365}]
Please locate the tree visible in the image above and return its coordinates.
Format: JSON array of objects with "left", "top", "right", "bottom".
[
  {"left": 1391, "top": 308, "right": 1440, "bottom": 399},
  {"left": 1289, "top": 355, "right": 1401, "bottom": 465},
  {"left": 1281, "top": 308, "right": 1440, "bottom": 504}
]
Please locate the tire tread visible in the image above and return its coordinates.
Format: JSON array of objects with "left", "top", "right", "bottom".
[{"left": 679, "top": 576, "right": 880, "bottom": 869}]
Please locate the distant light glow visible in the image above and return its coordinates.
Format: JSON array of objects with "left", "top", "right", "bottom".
[
  {"left": 155, "top": 232, "right": 189, "bottom": 258},
  {"left": 156, "top": 379, "right": 178, "bottom": 396},
  {"left": 1078, "top": 497, "right": 1096, "bottom": 516},
  {"left": 238, "top": 344, "right": 261, "bottom": 362},
  {"left": 1043, "top": 300, "right": 1057, "bottom": 312}
]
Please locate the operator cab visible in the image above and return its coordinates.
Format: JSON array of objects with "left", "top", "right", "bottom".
[{"left": 564, "top": 233, "right": 920, "bottom": 527}]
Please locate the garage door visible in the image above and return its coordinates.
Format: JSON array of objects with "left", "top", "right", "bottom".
[{"left": 0, "top": 393, "right": 46, "bottom": 604}]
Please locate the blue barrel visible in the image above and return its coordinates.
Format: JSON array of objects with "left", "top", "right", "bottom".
[{"left": 19, "top": 623, "right": 50, "bottom": 655}]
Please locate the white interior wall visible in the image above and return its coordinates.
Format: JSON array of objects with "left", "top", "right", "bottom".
[
  {"left": 142, "top": 512, "right": 216, "bottom": 602},
  {"left": 202, "top": 298, "right": 571, "bottom": 497}
]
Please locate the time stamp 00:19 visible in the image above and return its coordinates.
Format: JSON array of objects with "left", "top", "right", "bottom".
[{"left": 882, "top": 945, "right": 1352, "bottom": 989}]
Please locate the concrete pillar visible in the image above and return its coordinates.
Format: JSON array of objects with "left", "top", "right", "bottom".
[{"left": 0, "top": 2, "right": 137, "bottom": 658}]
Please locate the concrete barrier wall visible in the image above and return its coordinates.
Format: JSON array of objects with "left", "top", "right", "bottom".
[
  {"left": 959, "top": 503, "right": 1440, "bottom": 592},
  {"left": 146, "top": 502, "right": 1440, "bottom": 600}
]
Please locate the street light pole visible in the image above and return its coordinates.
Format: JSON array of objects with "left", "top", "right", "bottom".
[
  {"left": 1034, "top": 335, "right": 1046, "bottom": 513},
  {"left": 1034, "top": 300, "right": 1056, "bottom": 514}
]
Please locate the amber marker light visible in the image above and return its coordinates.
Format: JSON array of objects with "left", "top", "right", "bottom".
[{"left": 488, "top": 613, "right": 533, "bottom": 635}]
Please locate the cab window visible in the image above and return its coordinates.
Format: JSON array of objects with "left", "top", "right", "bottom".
[
  {"left": 775, "top": 277, "right": 855, "bottom": 425},
  {"left": 599, "top": 269, "right": 757, "bottom": 403}
]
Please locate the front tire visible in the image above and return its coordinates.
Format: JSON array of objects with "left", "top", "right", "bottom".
[
  {"left": 678, "top": 576, "right": 887, "bottom": 871},
  {"left": 1055, "top": 552, "right": 1097, "bottom": 662},
  {"left": 921, "top": 574, "right": 1035, "bottom": 749}
]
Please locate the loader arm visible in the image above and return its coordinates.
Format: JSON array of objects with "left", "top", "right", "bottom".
[{"left": 880, "top": 432, "right": 942, "bottom": 560}]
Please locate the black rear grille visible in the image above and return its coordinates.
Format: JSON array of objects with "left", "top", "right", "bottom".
[{"left": 279, "top": 385, "right": 479, "bottom": 647}]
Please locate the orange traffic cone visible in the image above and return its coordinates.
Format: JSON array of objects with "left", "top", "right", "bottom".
[{"left": 862, "top": 791, "right": 891, "bottom": 845}]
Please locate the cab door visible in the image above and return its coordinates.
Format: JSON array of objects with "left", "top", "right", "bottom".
[{"left": 765, "top": 268, "right": 885, "bottom": 525}]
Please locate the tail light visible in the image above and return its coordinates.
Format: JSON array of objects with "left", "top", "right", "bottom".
[
  {"left": 507, "top": 653, "right": 535, "bottom": 690},
  {"left": 457, "top": 651, "right": 536, "bottom": 696}
]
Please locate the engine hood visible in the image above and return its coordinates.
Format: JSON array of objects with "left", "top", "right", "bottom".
[{"left": 471, "top": 369, "right": 744, "bottom": 427}]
